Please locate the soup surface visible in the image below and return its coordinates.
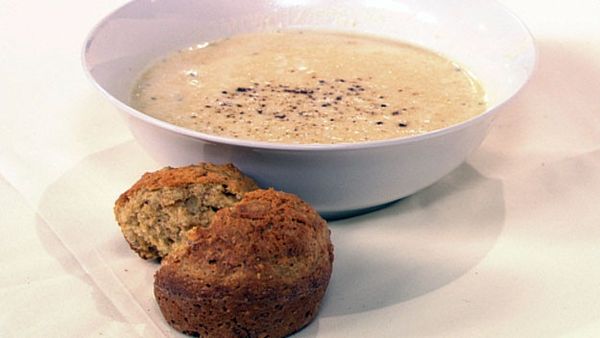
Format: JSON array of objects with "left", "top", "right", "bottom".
[{"left": 131, "top": 31, "right": 486, "bottom": 144}]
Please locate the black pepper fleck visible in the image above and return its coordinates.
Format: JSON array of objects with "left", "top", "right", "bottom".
[{"left": 283, "top": 88, "right": 314, "bottom": 95}]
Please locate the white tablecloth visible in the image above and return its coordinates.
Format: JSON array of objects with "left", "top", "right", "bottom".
[{"left": 1, "top": 1, "right": 600, "bottom": 337}]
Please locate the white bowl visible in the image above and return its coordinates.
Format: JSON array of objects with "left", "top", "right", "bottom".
[{"left": 83, "top": 0, "right": 535, "bottom": 219}]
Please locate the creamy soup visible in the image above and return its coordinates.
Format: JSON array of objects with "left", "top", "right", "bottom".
[{"left": 131, "top": 31, "right": 486, "bottom": 144}]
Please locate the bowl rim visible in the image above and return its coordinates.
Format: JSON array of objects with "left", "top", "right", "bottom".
[{"left": 82, "top": 0, "right": 537, "bottom": 152}]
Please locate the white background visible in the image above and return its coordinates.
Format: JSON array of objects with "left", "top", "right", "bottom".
[{"left": 1, "top": 0, "right": 600, "bottom": 337}]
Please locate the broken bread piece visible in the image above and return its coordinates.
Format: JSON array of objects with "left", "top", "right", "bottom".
[{"left": 114, "top": 163, "right": 258, "bottom": 260}]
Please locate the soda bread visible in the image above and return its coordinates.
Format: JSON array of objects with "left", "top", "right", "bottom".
[
  {"left": 154, "top": 189, "right": 334, "bottom": 337},
  {"left": 114, "top": 163, "right": 258, "bottom": 260}
]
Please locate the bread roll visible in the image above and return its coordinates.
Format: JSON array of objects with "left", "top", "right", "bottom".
[
  {"left": 154, "top": 189, "right": 334, "bottom": 337},
  {"left": 114, "top": 163, "right": 258, "bottom": 260}
]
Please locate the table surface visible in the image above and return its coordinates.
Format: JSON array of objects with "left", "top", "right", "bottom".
[{"left": 2, "top": 0, "right": 600, "bottom": 337}]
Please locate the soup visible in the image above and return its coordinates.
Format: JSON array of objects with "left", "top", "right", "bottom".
[{"left": 131, "top": 31, "right": 486, "bottom": 144}]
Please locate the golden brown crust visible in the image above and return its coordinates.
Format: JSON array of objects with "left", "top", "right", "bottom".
[
  {"left": 115, "top": 163, "right": 258, "bottom": 209},
  {"left": 154, "top": 189, "right": 334, "bottom": 338}
]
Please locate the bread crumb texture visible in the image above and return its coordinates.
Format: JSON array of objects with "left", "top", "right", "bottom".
[
  {"left": 154, "top": 189, "right": 334, "bottom": 338},
  {"left": 114, "top": 163, "right": 258, "bottom": 260}
]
